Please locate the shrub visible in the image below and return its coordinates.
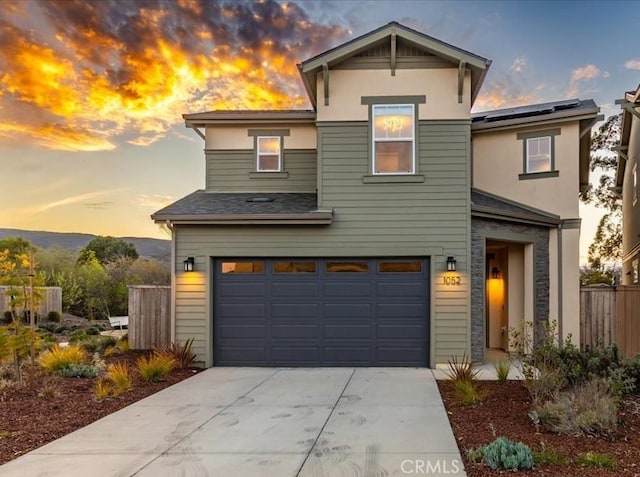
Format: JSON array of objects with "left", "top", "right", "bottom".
[
  {"left": 39, "top": 322, "right": 58, "bottom": 333},
  {"left": 86, "top": 326, "right": 100, "bottom": 336},
  {"left": 576, "top": 451, "right": 618, "bottom": 468},
  {"left": 38, "top": 377, "right": 61, "bottom": 400},
  {"left": 77, "top": 335, "right": 117, "bottom": 354},
  {"left": 535, "top": 377, "right": 618, "bottom": 436},
  {"left": 533, "top": 443, "right": 567, "bottom": 465},
  {"left": 94, "top": 377, "right": 112, "bottom": 401},
  {"left": 117, "top": 337, "right": 130, "bottom": 353},
  {"left": 155, "top": 338, "right": 196, "bottom": 369},
  {"left": 3, "top": 311, "right": 14, "bottom": 323},
  {"left": 47, "top": 311, "right": 61, "bottom": 323},
  {"left": 453, "top": 379, "right": 484, "bottom": 406},
  {"left": 38, "top": 345, "right": 86, "bottom": 374},
  {"left": 445, "top": 353, "right": 478, "bottom": 383},
  {"left": 137, "top": 354, "right": 176, "bottom": 382},
  {"left": 58, "top": 363, "right": 99, "bottom": 378},
  {"left": 69, "top": 329, "right": 87, "bottom": 342},
  {"left": 524, "top": 367, "right": 566, "bottom": 406},
  {"left": 479, "top": 436, "right": 534, "bottom": 471},
  {"left": 107, "top": 363, "right": 132, "bottom": 395},
  {"left": 493, "top": 360, "right": 510, "bottom": 383}
]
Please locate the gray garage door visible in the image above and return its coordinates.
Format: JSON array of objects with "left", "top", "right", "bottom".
[{"left": 213, "top": 258, "right": 430, "bottom": 366}]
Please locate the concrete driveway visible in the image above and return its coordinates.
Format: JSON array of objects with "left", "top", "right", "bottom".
[{"left": 0, "top": 368, "right": 465, "bottom": 476}]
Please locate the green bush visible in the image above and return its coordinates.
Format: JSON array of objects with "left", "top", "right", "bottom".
[
  {"left": 453, "top": 379, "right": 484, "bottom": 406},
  {"left": 86, "top": 326, "right": 100, "bottom": 336},
  {"left": 78, "top": 335, "right": 117, "bottom": 354},
  {"left": 576, "top": 451, "right": 618, "bottom": 468},
  {"left": 58, "top": 363, "right": 99, "bottom": 378},
  {"left": 39, "top": 322, "right": 59, "bottom": 333},
  {"left": 493, "top": 360, "right": 510, "bottom": 383},
  {"left": 479, "top": 436, "right": 534, "bottom": 471},
  {"left": 69, "top": 329, "right": 87, "bottom": 342},
  {"left": 47, "top": 311, "right": 61, "bottom": 323}
]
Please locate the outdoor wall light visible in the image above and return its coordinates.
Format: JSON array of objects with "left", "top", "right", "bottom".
[
  {"left": 491, "top": 267, "right": 501, "bottom": 279},
  {"left": 446, "top": 256, "right": 457, "bottom": 272},
  {"left": 184, "top": 257, "right": 195, "bottom": 272}
]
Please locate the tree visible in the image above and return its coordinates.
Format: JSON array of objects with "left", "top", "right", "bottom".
[
  {"left": 581, "top": 113, "right": 622, "bottom": 275},
  {"left": 77, "top": 236, "right": 138, "bottom": 265}
]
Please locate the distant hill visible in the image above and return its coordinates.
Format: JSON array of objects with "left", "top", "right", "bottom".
[{"left": 0, "top": 228, "right": 170, "bottom": 260}]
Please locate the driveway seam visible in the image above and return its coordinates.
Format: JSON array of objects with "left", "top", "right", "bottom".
[
  {"left": 294, "top": 368, "right": 357, "bottom": 477},
  {"left": 130, "top": 368, "right": 281, "bottom": 476}
]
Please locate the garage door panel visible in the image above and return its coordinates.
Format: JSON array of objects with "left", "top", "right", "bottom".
[
  {"left": 375, "top": 281, "right": 427, "bottom": 297},
  {"left": 323, "top": 346, "right": 371, "bottom": 364},
  {"left": 377, "top": 324, "right": 426, "bottom": 339},
  {"left": 219, "top": 282, "right": 266, "bottom": 297},
  {"left": 376, "top": 303, "right": 425, "bottom": 319},
  {"left": 219, "top": 303, "right": 266, "bottom": 319},
  {"left": 271, "top": 303, "right": 319, "bottom": 319},
  {"left": 214, "top": 258, "right": 429, "bottom": 366},
  {"left": 218, "top": 346, "right": 266, "bottom": 363},
  {"left": 324, "top": 324, "right": 372, "bottom": 339},
  {"left": 323, "top": 282, "right": 371, "bottom": 297},
  {"left": 271, "top": 346, "right": 320, "bottom": 363},
  {"left": 271, "top": 324, "right": 319, "bottom": 339},
  {"left": 323, "top": 303, "right": 371, "bottom": 319},
  {"left": 271, "top": 282, "right": 319, "bottom": 298},
  {"left": 217, "top": 324, "right": 266, "bottom": 339}
]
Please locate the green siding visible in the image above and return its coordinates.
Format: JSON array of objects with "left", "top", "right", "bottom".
[
  {"left": 205, "top": 149, "right": 316, "bottom": 192},
  {"left": 175, "top": 121, "right": 471, "bottom": 366}
]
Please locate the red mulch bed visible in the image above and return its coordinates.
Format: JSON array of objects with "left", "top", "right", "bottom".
[
  {"left": 438, "top": 380, "right": 640, "bottom": 476},
  {"left": 0, "top": 350, "right": 200, "bottom": 465}
]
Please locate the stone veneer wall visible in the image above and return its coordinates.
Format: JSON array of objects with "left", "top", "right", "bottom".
[{"left": 470, "top": 218, "right": 550, "bottom": 361}]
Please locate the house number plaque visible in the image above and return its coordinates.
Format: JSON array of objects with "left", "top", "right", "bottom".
[{"left": 443, "top": 276, "right": 462, "bottom": 286}]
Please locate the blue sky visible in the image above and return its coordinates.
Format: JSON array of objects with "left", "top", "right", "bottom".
[{"left": 1, "top": 0, "right": 638, "bottom": 263}]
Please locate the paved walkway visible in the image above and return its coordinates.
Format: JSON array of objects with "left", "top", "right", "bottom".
[{"left": 0, "top": 368, "right": 465, "bottom": 476}]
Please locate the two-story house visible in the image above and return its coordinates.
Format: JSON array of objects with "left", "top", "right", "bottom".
[
  {"left": 152, "top": 22, "right": 600, "bottom": 367},
  {"left": 616, "top": 84, "right": 640, "bottom": 284}
]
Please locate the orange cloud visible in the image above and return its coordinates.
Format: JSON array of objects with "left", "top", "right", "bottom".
[{"left": 0, "top": 0, "right": 347, "bottom": 152}]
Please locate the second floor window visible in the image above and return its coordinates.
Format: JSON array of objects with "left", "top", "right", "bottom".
[
  {"left": 526, "top": 136, "right": 552, "bottom": 173},
  {"left": 372, "top": 104, "right": 415, "bottom": 174},
  {"left": 256, "top": 136, "right": 281, "bottom": 172}
]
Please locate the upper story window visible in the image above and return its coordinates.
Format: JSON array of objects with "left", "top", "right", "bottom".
[
  {"left": 517, "top": 128, "right": 560, "bottom": 181},
  {"left": 526, "top": 136, "right": 551, "bottom": 173},
  {"left": 372, "top": 104, "right": 415, "bottom": 174},
  {"left": 256, "top": 136, "right": 282, "bottom": 172}
]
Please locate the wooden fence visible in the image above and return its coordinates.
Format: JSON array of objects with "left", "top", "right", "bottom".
[
  {"left": 0, "top": 286, "right": 62, "bottom": 319},
  {"left": 580, "top": 286, "right": 640, "bottom": 357},
  {"left": 128, "top": 285, "right": 171, "bottom": 350}
]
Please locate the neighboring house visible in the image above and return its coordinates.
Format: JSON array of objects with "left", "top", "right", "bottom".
[
  {"left": 616, "top": 84, "right": 640, "bottom": 284},
  {"left": 152, "top": 22, "right": 601, "bottom": 367}
]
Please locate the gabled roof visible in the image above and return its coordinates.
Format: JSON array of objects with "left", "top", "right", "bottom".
[
  {"left": 151, "top": 191, "right": 332, "bottom": 225},
  {"left": 615, "top": 84, "right": 640, "bottom": 190},
  {"left": 299, "top": 21, "right": 491, "bottom": 108},
  {"left": 471, "top": 188, "right": 561, "bottom": 227}
]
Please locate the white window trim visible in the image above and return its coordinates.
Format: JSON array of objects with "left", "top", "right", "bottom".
[
  {"left": 372, "top": 104, "right": 416, "bottom": 175},
  {"left": 525, "top": 136, "right": 552, "bottom": 174},
  {"left": 256, "top": 136, "right": 282, "bottom": 172}
]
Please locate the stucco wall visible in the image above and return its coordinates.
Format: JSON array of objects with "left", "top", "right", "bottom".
[
  {"left": 472, "top": 122, "right": 580, "bottom": 219},
  {"left": 205, "top": 125, "right": 317, "bottom": 150}
]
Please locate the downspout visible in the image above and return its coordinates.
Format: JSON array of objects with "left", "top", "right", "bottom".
[
  {"left": 166, "top": 220, "right": 176, "bottom": 344},
  {"left": 557, "top": 222, "right": 563, "bottom": 346}
]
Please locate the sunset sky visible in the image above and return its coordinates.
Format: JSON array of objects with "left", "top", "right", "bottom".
[{"left": 1, "top": 0, "right": 639, "bottom": 263}]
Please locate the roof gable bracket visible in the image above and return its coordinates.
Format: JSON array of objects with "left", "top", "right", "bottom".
[
  {"left": 457, "top": 61, "right": 466, "bottom": 103},
  {"left": 322, "top": 63, "right": 329, "bottom": 106},
  {"left": 188, "top": 125, "right": 205, "bottom": 141},
  {"left": 390, "top": 30, "right": 397, "bottom": 76},
  {"left": 579, "top": 114, "right": 604, "bottom": 138}
]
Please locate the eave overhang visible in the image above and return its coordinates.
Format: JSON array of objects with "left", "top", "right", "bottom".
[
  {"left": 152, "top": 212, "right": 333, "bottom": 225},
  {"left": 615, "top": 85, "right": 639, "bottom": 189}
]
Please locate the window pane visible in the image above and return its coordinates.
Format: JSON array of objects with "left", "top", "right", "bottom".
[
  {"left": 258, "top": 136, "right": 280, "bottom": 154},
  {"left": 258, "top": 155, "right": 280, "bottom": 171},
  {"left": 526, "top": 137, "right": 551, "bottom": 173},
  {"left": 374, "top": 142, "right": 413, "bottom": 173},
  {"left": 379, "top": 261, "right": 422, "bottom": 273},
  {"left": 221, "top": 261, "right": 265, "bottom": 273},
  {"left": 273, "top": 261, "right": 317, "bottom": 273},
  {"left": 326, "top": 262, "right": 369, "bottom": 273},
  {"left": 373, "top": 105, "right": 414, "bottom": 139}
]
